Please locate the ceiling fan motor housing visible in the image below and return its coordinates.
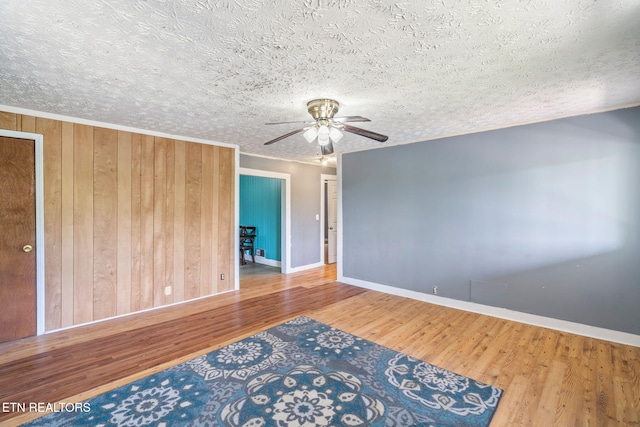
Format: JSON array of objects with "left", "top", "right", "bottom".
[{"left": 307, "top": 99, "right": 340, "bottom": 120}]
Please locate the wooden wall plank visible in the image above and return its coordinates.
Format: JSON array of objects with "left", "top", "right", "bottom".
[
  {"left": 184, "top": 142, "right": 202, "bottom": 300},
  {"left": 0, "top": 112, "right": 17, "bottom": 130},
  {"left": 93, "top": 127, "right": 118, "bottom": 320},
  {"left": 164, "top": 139, "right": 175, "bottom": 305},
  {"left": 60, "top": 122, "right": 75, "bottom": 327},
  {"left": 19, "top": 115, "right": 36, "bottom": 133},
  {"left": 153, "top": 137, "right": 167, "bottom": 307},
  {"left": 173, "top": 140, "right": 186, "bottom": 303},
  {"left": 139, "top": 135, "right": 155, "bottom": 311},
  {"left": 211, "top": 146, "right": 220, "bottom": 293},
  {"left": 200, "top": 145, "right": 214, "bottom": 296},
  {"left": 117, "top": 131, "right": 132, "bottom": 315},
  {"left": 38, "top": 118, "right": 63, "bottom": 330},
  {"left": 130, "top": 134, "right": 143, "bottom": 311},
  {"left": 228, "top": 148, "right": 235, "bottom": 289},
  {"left": 73, "top": 124, "right": 94, "bottom": 324}
]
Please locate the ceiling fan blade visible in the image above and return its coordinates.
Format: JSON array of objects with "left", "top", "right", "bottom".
[
  {"left": 265, "top": 120, "right": 313, "bottom": 125},
  {"left": 267, "top": 116, "right": 370, "bottom": 125},
  {"left": 320, "top": 142, "right": 334, "bottom": 155},
  {"left": 264, "top": 128, "right": 305, "bottom": 145},
  {"left": 342, "top": 124, "right": 389, "bottom": 142},
  {"left": 332, "top": 116, "right": 371, "bottom": 123}
]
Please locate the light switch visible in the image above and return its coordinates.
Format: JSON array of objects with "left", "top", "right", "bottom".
[{"left": 316, "top": 214, "right": 320, "bottom": 220}]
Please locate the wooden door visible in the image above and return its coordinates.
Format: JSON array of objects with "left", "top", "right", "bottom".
[{"left": 0, "top": 136, "right": 37, "bottom": 342}]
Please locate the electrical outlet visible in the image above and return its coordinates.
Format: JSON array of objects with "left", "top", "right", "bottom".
[
  {"left": 164, "top": 286, "right": 172, "bottom": 296},
  {"left": 433, "top": 286, "right": 438, "bottom": 295},
  {"left": 220, "top": 273, "right": 225, "bottom": 280}
]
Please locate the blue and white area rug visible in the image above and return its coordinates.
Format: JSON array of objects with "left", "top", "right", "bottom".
[{"left": 25, "top": 316, "right": 502, "bottom": 426}]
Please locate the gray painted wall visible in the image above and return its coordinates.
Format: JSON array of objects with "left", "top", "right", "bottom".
[
  {"left": 342, "top": 107, "right": 640, "bottom": 335},
  {"left": 240, "top": 154, "right": 336, "bottom": 268}
]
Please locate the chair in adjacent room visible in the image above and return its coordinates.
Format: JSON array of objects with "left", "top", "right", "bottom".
[{"left": 239, "top": 226, "right": 256, "bottom": 265}]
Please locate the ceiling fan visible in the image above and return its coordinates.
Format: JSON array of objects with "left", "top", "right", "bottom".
[{"left": 264, "top": 99, "right": 388, "bottom": 155}]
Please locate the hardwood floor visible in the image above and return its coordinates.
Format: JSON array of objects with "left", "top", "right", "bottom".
[{"left": 0, "top": 263, "right": 638, "bottom": 426}]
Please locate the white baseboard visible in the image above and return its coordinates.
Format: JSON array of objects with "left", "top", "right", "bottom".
[
  {"left": 288, "top": 261, "right": 325, "bottom": 273},
  {"left": 45, "top": 289, "right": 236, "bottom": 335},
  {"left": 339, "top": 275, "right": 640, "bottom": 348},
  {"left": 252, "top": 255, "right": 281, "bottom": 268}
]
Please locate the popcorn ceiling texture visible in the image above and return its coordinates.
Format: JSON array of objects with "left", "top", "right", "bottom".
[{"left": 1, "top": 0, "right": 639, "bottom": 162}]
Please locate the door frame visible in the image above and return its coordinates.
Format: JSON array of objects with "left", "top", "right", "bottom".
[
  {"left": 239, "top": 167, "right": 291, "bottom": 274},
  {"left": 320, "top": 174, "right": 337, "bottom": 265},
  {"left": 0, "top": 130, "right": 45, "bottom": 335}
]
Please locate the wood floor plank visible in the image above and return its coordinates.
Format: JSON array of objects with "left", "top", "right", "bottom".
[
  {"left": 0, "top": 263, "right": 639, "bottom": 426},
  {"left": 0, "top": 281, "right": 366, "bottom": 424}
]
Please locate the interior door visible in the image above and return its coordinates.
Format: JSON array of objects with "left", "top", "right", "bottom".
[
  {"left": 327, "top": 179, "right": 337, "bottom": 264},
  {"left": 0, "top": 136, "right": 37, "bottom": 343}
]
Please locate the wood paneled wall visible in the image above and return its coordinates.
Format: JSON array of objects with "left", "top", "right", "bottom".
[{"left": 0, "top": 111, "right": 235, "bottom": 331}]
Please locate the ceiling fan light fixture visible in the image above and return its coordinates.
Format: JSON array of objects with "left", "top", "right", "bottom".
[
  {"left": 329, "top": 126, "right": 343, "bottom": 143},
  {"left": 317, "top": 124, "right": 330, "bottom": 146},
  {"left": 303, "top": 126, "right": 318, "bottom": 143},
  {"left": 263, "top": 98, "right": 388, "bottom": 151}
]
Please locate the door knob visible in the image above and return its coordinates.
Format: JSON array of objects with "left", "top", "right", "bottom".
[{"left": 22, "top": 244, "right": 33, "bottom": 253}]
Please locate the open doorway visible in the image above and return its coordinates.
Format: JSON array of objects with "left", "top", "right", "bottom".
[
  {"left": 321, "top": 174, "right": 337, "bottom": 265},
  {"left": 238, "top": 168, "right": 291, "bottom": 286}
]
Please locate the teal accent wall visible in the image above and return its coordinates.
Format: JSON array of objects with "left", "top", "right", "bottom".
[{"left": 240, "top": 175, "right": 281, "bottom": 261}]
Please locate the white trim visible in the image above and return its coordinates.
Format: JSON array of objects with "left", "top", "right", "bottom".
[
  {"left": 251, "top": 255, "right": 281, "bottom": 268},
  {"left": 288, "top": 261, "right": 325, "bottom": 273},
  {"left": 320, "top": 173, "right": 337, "bottom": 265},
  {"left": 239, "top": 167, "right": 292, "bottom": 274},
  {"left": 0, "top": 130, "right": 45, "bottom": 336},
  {"left": 234, "top": 148, "right": 240, "bottom": 291},
  {"left": 338, "top": 275, "right": 640, "bottom": 347},
  {"left": 0, "top": 105, "right": 237, "bottom": 150},
  {"left": 36, "top": 137, "right": 44, "bottom": 335},
  {"left": 336, "top": 154, "right": 344, "bottom": 279}
]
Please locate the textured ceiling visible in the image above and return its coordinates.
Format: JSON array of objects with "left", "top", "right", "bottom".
[{"left": 1, "top": 0, "right": 639, "bottom": 163}]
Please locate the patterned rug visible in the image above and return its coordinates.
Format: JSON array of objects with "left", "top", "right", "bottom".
[{"left": 25, "top": 316, "right": 502, "bottom": 426}]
